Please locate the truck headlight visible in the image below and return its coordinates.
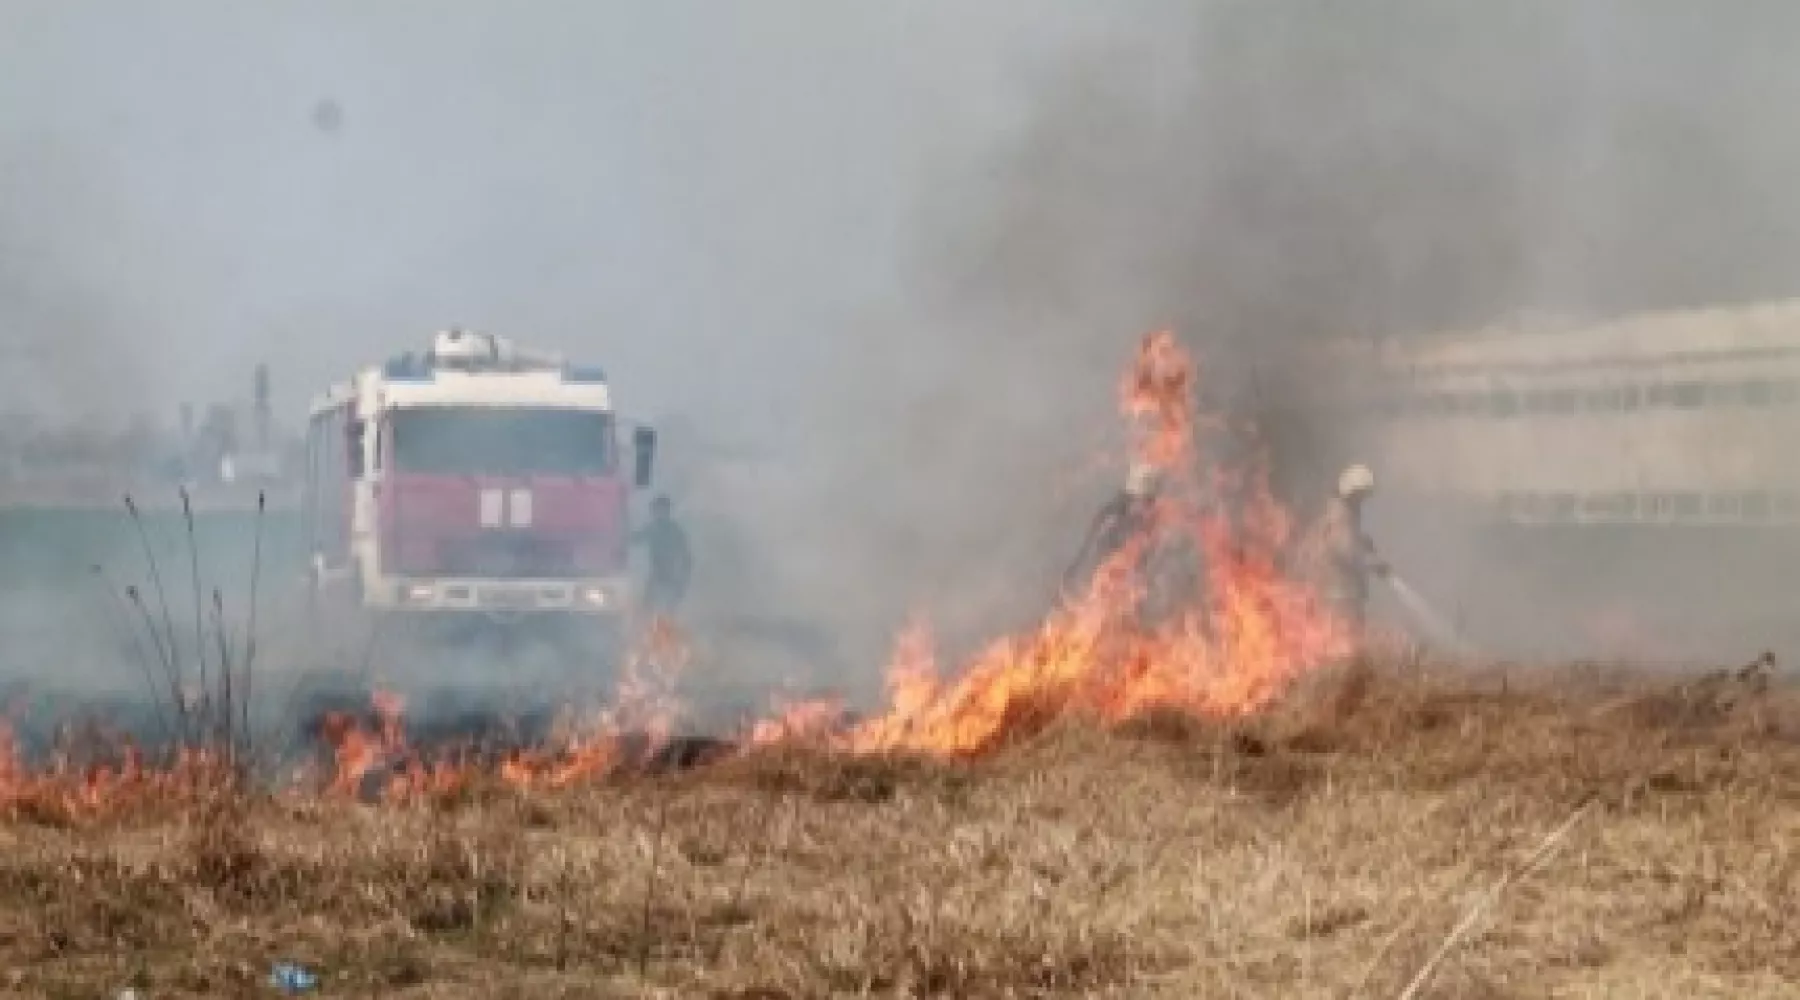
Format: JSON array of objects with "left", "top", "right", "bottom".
[
  {"left": 579, "top": 585, "right": 612, "bottom": 607},
  {"left": 405, "top": 584, "right": 436, "bottom": 604}
]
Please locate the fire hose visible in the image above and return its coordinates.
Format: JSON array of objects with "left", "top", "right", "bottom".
[{"left": 1381, "top": 570, "right": 1479, "bottom": 657}]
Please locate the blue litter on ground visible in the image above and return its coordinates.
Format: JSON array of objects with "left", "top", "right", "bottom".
[{"left": 269, "top": 962, "right": 319, "bottom": 993}]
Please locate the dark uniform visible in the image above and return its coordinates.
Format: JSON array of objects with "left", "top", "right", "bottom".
[
  {"left": 633, "top": 497, "right": 693, "bottom": 615},
  {"left": 1062, "top": 484, "right": 1209, "bottom": 631},
  {"left": 1062, "top": 491, "right": 1154, "bottom": 595}
]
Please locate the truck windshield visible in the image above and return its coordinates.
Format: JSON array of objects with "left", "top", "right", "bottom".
[{"left": 389, "top": 408, "right": 616, "bottom": 476}]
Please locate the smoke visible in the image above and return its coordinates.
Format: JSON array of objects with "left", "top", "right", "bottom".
[
  {"left": 923, "top": 4, "right": 1800, "bottom": 420},
  {"left": 0, "top": 2, "right": 1168, "bottom": 709},
  {"left": 8, "top": 1, "right": 1800, "bottom": 721},
  {"left": 0, "top": 137, "right": 155, "bottom": 423},
  {"left": 891, "top": 1, "right": 1800, "bottom": 663}
]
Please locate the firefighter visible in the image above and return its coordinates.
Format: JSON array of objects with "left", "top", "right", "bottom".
[
  {"left": 1314, "top": 462, "right": 1390, "bottom": 631},
  {"left": 633, "top": 494, "right": 693, "bottom": 616},
  {"left": 1062, "top": 463, "right": 1163, "bottom": 597}
]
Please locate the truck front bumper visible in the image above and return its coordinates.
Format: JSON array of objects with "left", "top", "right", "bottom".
[{"left": 383, "top": 576, "right": 632, "bottom": 616}]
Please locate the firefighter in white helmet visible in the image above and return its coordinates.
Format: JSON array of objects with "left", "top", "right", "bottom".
[
  {"left": 1125, "top": 462, "right": 1159, "bottom": 497},
  {"left": 1308, "top": 462, "right": 1390, "bottom": 630},
  {"left": 1062, "top": 462, "right": 1163, "bottom": 595}
]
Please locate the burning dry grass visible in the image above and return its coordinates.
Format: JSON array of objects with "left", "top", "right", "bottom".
[
  {"left": 16, "top": 331, "right": 1790, "bottom": 995},
  {"left": 0, "top": 658, "right": 1797, "bottom": 997}
]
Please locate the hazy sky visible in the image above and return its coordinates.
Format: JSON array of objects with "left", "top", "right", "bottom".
[
  {"left": 0, "top": 2, "right": 1150, "bottom": 429},
  {"left": 12, "top": 3, "right": 1800, "bottom": 435}
]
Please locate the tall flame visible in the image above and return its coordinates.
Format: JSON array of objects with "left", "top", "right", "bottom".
[{"left": 756, "top": 330, "right": 1355, "bottom": 756}]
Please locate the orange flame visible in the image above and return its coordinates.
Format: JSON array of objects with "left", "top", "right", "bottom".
[
  {"left": 1122, "top": 328, "right": 1197, "bottom": 475},
  {"left": 755, "top": 330, "right": 1355, "bottom": 756},
  {"left": 317, "top": 688, "right": 408, "bottom": 799},
  {"left": 497, "top": 615, "right": 691, "bottom": 790},
  {"left": 0, "top": 723, "right": 236, "bottom": 822},
  {"left": 306, "top": 619, "right": 696, "bottom": 800}
]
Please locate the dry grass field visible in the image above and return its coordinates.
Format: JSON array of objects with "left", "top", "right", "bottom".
[{"left": 0, "top": 656, "right": 1794, "bottom": 998}]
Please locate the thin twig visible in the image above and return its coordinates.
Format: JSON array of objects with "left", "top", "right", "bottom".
[
  {"left": 125, "top": 585, "right": 189, "bottom": 747},
  {"left": 1394, "top": 795, "right": 1598, "bottom": 1000},
  {"left": 89, "top": 565, "right": 174, "bottom": 746},
  {"left": 1350, "top": 895, "right": 1432, "bottom": 997},
  {"left": 638, "top": 785, "right": 674, "bottom": 977},
  {"left": 555, "top": 850, "right": 574, "bottom": 972},
  {"left": 708, "top": 788, "right": 793, "bottom": 963},
  {"left": 181, "top": 488, "right": 211, "bottom": 732},
  {"left": 211, "top": 589, "right": 235, "bottom": 760},
  {"left": 242, "top": 490, "right": 265, "bottom": 763},
  {"left": 124, "top": 495, "right": 184, "bottom": 711}
]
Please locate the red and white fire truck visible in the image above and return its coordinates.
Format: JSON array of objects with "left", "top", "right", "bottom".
[{"left": 302, "top": 329, "right": 656, "bottom": 630}]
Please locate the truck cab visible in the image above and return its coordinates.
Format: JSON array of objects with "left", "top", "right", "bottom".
[{"left": 303, "top": 330, "right": 657, "bottom": 633}]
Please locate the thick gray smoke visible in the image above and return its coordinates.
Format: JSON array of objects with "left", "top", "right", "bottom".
[
  {"left": 7, "top": 1, "right": 1800, "bottom": 725},
  {"left": 881, "top": 1, "right": 1800, "bottom": 666},
  {"left": 0, "top": 2, "right": 1162, "bottom": 711}
]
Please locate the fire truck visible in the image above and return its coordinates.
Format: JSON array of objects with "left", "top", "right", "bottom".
[{"left": 302, "top": 329, "right": 656, "bottom": 635}]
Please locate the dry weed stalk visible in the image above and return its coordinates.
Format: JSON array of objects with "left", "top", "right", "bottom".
[
  {"left": 708, "top": 786, "right": 792, "bottom": 963},
  {"left": 638, "top": 783, "right": 674, "bottom": 976},
  {"left": 1394, "top": 795, "right": 1599, "bottom": 1000}
]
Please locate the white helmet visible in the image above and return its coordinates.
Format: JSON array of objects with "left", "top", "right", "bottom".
[
  {"left": 1337, "top": 463, "right": 1375, "bottom": 498},
  {"left": 1125, "top": 462, "right": 1161, "bottom": 498}
]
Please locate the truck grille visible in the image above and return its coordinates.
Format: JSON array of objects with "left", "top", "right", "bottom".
[{"left": 435, "top": 532, "right": 577, "bottom": 579}]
